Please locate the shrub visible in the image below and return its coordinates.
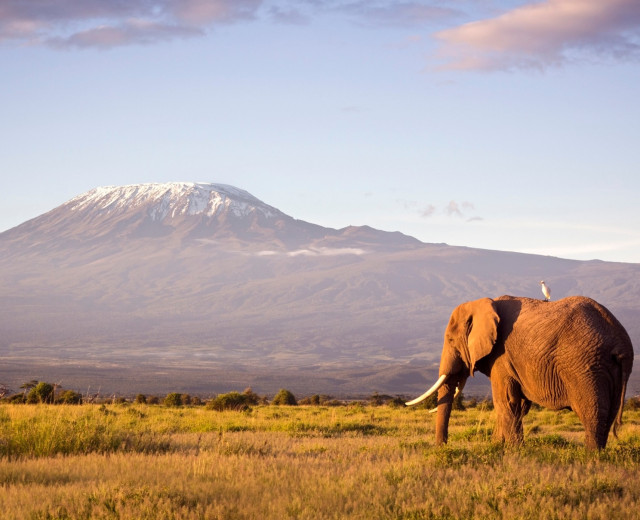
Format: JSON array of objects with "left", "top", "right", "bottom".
[
  {"left": 56, "top": 390, "right": 83, "bottom": 404},
  {"left": 453, "top": 392, "right": 466, "bottom": 411},
  {"left": 242, "top": 387, "right": 261, "bottom": 405},
  {"left": 299, "top": 394, "right": 321, "bottom": 405},
  {"left": 625, "top": 396, "right": 640, "bottom": 411},
  {"left": 410, "top": 393, "right": 438, "bottom": 409},
  {"left": 207, "top": 392, "right": 251, "bottom": 411},
  {"left": 164, "top": 393, "right": 183, "bottom": 407},
  {"left": 271, "top": 389, "right": 297, "bottom": 406},
  {"left": 387, "top": 396, "right": 406, "bottom": 408},
  {"left": 478, "top": 399, "right": 494, "bottom": 411},
  {"left": 369, "top": 392, "right": 389, "bottom": 406},
  {"left": 26, "top": 382, "right": 54, "bottom": 404},
  {"left": 135, "top": 394, "right": 147, "bottom": 404}
]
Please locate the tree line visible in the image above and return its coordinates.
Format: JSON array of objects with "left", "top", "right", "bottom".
[{"left": 4, "top": 380, "right": 639, "bottom": 411}]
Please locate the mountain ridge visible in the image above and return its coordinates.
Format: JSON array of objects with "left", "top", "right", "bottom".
[{"left": 1, "top": 182, "right": 421, "bottom": 253}]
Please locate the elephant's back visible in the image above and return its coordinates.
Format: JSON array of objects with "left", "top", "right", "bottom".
[{"left": 496, "top": 294, "right": 633, "bottom": 359}]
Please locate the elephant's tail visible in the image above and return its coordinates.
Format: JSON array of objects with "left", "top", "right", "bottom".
[{"left": 612, "top": 354, "right": 632, "bottom": 438}]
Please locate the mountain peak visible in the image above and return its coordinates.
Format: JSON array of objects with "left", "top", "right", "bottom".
[
  {"left": 1, "top": 181, "right": 423, "bottom": 252},
  {"left": 66, "top": 182, "right": 280, "bottom": 222}
]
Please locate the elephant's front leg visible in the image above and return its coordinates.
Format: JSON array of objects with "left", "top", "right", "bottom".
[
  {"left": 435, "top": 382, "right": 456, "bottom": 445},
  {"left": 491, "top": 377, "right": 527, "bottom": 445}
]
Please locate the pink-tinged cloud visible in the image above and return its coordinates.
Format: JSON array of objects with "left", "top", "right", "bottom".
[
  {"left": 169, "top": 0, "right": 261, "bottom": 24},
  {"left": 48, "top": 21, "right": 202, "bottom": 49},
  {"left": 0, "top": 0, "right": 263, "bottom": 49},
  {"left": 435, "top": 0, "right": 640, "bottom": 71}
]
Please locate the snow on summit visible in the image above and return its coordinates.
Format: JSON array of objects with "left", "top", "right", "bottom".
[{"left": 67, "top": 182, "right": 279, "bottom": 221}]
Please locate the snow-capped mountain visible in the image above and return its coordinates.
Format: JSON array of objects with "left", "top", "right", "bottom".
[
  {"left": 2, "top": 182, "right": 419, "bottom": 252},
  {"left": 0, "top": 182, "right": 638, "bottom": 396},
  {"left": 68, "top": 182, "right": 281, "bottom": 221}
]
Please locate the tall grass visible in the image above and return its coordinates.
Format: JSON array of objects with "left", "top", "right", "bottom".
[{"left": 1, "top": 403, "right": 639, "bottom": 519}]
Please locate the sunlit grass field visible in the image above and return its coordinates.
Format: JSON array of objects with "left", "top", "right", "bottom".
[{"left": 1, "top": 402, "right": 639, "bottom": 519}]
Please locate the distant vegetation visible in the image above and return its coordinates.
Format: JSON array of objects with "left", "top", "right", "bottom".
[{"left": 1, "top": 381, "right": 639, "bottom": 519}]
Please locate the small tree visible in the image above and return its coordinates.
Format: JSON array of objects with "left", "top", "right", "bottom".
[
  {"left": 20, "top": 380, "right": 39, "bottom": 399},
  {"left": 26, "top": 382, "right": 54, "bottom": 404},
  {"left": 272, "top": 389, "right": 297, "bottom": 406},
  {"left": 164, "top": 393, "right": 183, "bottom": 407},
  {"left": 206, "top": 391, "right": 251, "bottom": 411},
  {"left": 135, "top": 394, "right": 147, "bottom": 404}
]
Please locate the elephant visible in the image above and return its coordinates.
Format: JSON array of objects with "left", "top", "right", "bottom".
[{"left": 406, "top": 295, "right": 634, "bottom": 450}]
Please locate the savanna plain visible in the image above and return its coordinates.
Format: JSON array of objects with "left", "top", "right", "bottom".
[{"left": 1, "top": 399, "right": 640, "bottom": 520}]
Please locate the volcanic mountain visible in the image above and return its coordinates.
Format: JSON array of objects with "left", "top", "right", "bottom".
[{"left": 1, "top": 182, "right": 638, "bottom": 397}]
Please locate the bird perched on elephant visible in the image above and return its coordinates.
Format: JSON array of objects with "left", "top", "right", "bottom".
[{"left": 406, "top": 295, "right": 634, "bottom": 450}]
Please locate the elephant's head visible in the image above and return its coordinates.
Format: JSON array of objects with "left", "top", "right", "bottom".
[{"left": 406, "top": 297, "right": 500, "bottom": 444}]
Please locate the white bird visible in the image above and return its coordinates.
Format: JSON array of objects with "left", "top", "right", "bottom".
[{"left": 539, "top": 280, "right": 551, "bottom": 301}]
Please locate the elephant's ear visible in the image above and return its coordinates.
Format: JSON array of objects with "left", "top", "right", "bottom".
[{"left": 467, "top": 298, "right": 500, "bottom": 375}]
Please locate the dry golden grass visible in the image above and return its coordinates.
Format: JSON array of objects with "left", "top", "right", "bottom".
[{"left": 1, "top": 403, "right": 639, "bottom": 519}]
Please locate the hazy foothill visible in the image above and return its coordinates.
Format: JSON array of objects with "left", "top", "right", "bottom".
[{"left": 0, "top": 182, "right": 639, "bottom": 398}]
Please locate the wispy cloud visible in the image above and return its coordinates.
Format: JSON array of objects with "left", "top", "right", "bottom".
[
  {"left": 336, "top": 2, "right": 461, "bottom": 28},
  {"left": 267, "top": 5, "right": 311, "bottom": 25},
  {"left": 420, "top": 204, "right": 436, "bottom": 218},
  {"left": 400, "top": 199, "right": 482, "bottom": 222},
  {"left": 0, "top": 0, "right": 262, "bottom": 49},
  {"left": 435, "top": 0, "right": 640, "bottom": 71},
  {"left": 265, "top": 1, "right": 461, "bottom": 28},
  {"left": 257, "top": 247, "right": 367, "bottom": 257},
  {"left": 47, "top": 21, "right": 203, "bottom": 49}
]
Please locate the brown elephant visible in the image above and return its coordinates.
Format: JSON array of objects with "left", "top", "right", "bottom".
[{"left": 406, "top": 295, "right": 634, "bottom": 449}]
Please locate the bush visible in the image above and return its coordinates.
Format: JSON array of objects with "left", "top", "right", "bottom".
[
  {"left": 453, "top": 392, "right": 466, "bottom": 411},
  {"left": 6, "top": 393, "right": 26, "bottom": 404},
  {"left": 56, "top": 390, "right": 83, "bottom": 404},
  {"left": 242, "top": 387, "right": 261, "bottom": 405},
  {"left": 207, "top": 392, "right": 251, "bottom": 411},
  {"left": 271, "top": 389, "right": 297, "bottom": 406},
  {"left": 299, "top": 394, "right": 321, "bottom": 405},
  {"left": 164, "top": 393, "right": 183, "bottom": 407},
  {"left": 625, "top": 396, "right": 640, "bottom": 411},
  {"left": 409, "top": 393, "right": 438, "bottom": 409},
  {"left": 26, "top": 382, "right": 54, "bottom": 404},
  {"left": 135, "top": 394, "right": 147, "bottom": 404}
]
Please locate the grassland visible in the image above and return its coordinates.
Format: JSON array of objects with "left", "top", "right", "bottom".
[{"left": 1, "top": 402, "right": 639, "bottom": 519}]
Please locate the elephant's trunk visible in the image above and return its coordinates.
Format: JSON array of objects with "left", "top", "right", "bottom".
[{"left": 435, "top": 382, "right": 456, "bottom": 445}]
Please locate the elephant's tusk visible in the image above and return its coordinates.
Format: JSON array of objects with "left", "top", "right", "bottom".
[
  {"left": 427, "top": 384, "right": 463, "bottom": 414},
  {"left": 405, "top": 374, "right": 448, "bottom": 406}
]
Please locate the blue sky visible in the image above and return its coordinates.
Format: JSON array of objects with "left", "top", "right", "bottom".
[{"left": 2, "top": 0, "right": 639, "bottom": 262}]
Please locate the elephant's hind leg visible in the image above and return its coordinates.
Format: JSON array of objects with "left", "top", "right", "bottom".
[{"left": 572, "top": 394, "right": 614, "bottom": 450}]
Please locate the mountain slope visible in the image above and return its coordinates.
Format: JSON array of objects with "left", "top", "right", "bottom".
[
  {"left": 2, "top": 182, "right": 420, "bottom": 253},
  {"left": 0, "top": 182, "right": 638, "bottom": 397}
]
